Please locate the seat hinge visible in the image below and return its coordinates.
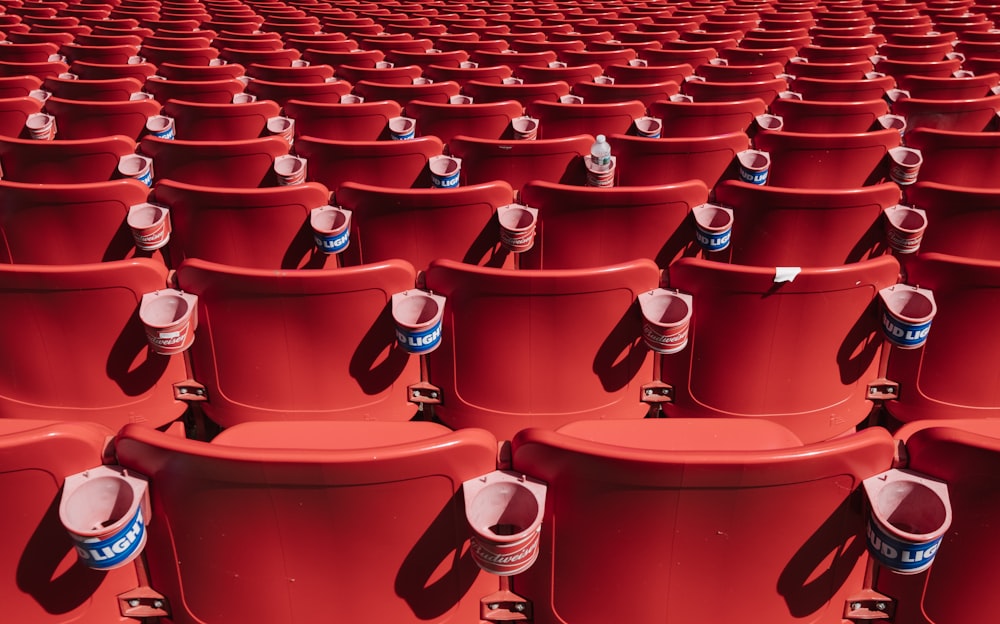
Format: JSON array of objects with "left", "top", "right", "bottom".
[
  {"left": 640, "top": 380, "right": 674, "bottom": 404},
  {"left": 481, "top": 588, "right": 532, "bottom": 622},
  {"left": 867, "top": 378, "right": 899, "bottom": 402},
  {"left": 844, "top": 589, "right": 895, "bottom": 621},
  {"left": 173, "top": 379, "right": 208, "bottom": 402},
  {"left": 118, "top": 586, "right": 170, "bottom": 620},
  {"left": 408, "top": 381, "right": 442, "bottom": 405}
]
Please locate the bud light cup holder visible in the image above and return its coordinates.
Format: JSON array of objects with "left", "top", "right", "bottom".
[
  {"left": 391, "top": 290, "right": 446, "bottom": 355},
  {"left": 310, "top": 205, "right": 352, "bottom": 254},
  {"left": 464, "top": 470, "right": 547, "bottom": 577},
  {"left": 864, "top": 469, "right": 952, "bottom": 575},
  {"left": 879, "top": 284, "right": 936, "bottom": 349},
  {"left": 59, "top": 466, "right": 151, "bottom": 571}
]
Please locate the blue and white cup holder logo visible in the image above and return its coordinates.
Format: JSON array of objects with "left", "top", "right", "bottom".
[
  {"left": 879, "top": 285, "right": 936, "bottom": 349},
  {"left": 58, "top": 466, "right": 151, "bottom": 571},
  {"left": 310, "top": 205, "right": 352, "bottom": 254},
  {"left": 392, "top": 290, "right": 446, "bottom": 355},
  {"left": 118, "top": 154, "right": 154, "bottom": 187},
  {"left": 146, "top": 115, "right": 175, "bottom": 140},
  {"left": 430, "top": 155, "right": 462, "bottom": 188},
  {"left": 737, "top": 149, "right": 770, "bottom": 185},
  {"left": 634, "top": 116, "right": 662, "bottom": 138},
  {"left": 388, "top": 116, "right": 416, "bottom": 140},
  {"left": 692, "top": 203, "right": 734, "bottom": 252},
  {"left": 864, "top": 469, "right": 952, "bottom": 575}
]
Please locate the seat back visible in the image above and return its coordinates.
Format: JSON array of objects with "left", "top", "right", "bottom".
[
  {"left": 450, "top": 134, "right": 592, "bottom": 191},
  {"left": 174, "top": 258, "right": 420, "bottom": 426},
  {"left": 884, "top": 253, "right": 1000, "bottom": 423},
  {"left": 663, "top": 256, "right": 901, "bottom": 442},
  {"left": 649, "top": 98, "right": 766, "bottom": 137},
  {"left": 612, "top": 131, "right": 749, "bottom": 188},
  {"left": 140, "top": 135, "right": 290, "bottom": 188},
  {"left": 526, "top": 99, "right": 646, "bottom": 139},
  {"left": 293, "top": 135, "right": 443, "bottom": 191},
  {"left": 115, "top": 421, "right": 498, "bottom": 624},
  {"left": 893, "top": 95, "right": 1000, "bottom": 133},
  {"left": 770, "top": 98, "right": 889, "bottom": 133},
  {"left": 0, "top": 259, "right": 187, "bottom": 428},
  {"left": 908, "top": 182, "right": 1000, "bottom": 259},
  {"left": 511, "top": 420, "right": 895, "bottom": 624},
  {"left": 408, "top": 98, "right": 522, "bottom": 145},
  {"left": 424, "top": 258, "right": 660, "bottom": 440},
  {"left": 336, "top": 180, "right": 515, "bottom": 270},
  {"left": 162, "top": 99, "right": 280, "bottom": 141},
  {"left": 905, "top": 128, "right": 1000, "bottom": 187},
  {"left": 754, "top": 129, "right": 900, "bottom": 189},
  {"left": 0, "top": 419, "right": 140, "bottom": 623},
  {"left": 43, "top": 96, "right": 162, "bottom": 140},
  {"left": 0, "top": 134, "right": 136, "bottom": 183}
]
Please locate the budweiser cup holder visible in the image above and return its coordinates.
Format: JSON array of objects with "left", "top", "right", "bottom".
[
  {"left": 639, "top": 289, "right": 693, "bottom": 354},
  {"left": 139, "top": 289, "right": 199, "bottom": 356},
  {"left": 464, "top": 470, "right": 548, "bottom": 576},
  {"left": 59, "top": 465, "right": 151, "bottom": 571}
]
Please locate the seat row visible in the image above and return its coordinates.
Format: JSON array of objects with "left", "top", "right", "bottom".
[{"left": 4, "top": 414, "right": 1000, "bottom": 624}]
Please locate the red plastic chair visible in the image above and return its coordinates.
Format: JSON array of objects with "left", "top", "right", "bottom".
[
  {"left": 770, "top": 98, "right": 890, "bottom": 133},
  {"left": 0, "top": 60, "right": 69, "bottom": 81},
  {"left": 519, "top": 179, "right": 709, "bottom": 269},
  {"left": 70, "top": 60, "right": 158, "bottom": 83},
  {"left": 116, "top": 421, "right": 497, "bottom": 623},
  {"left": 156, "top": 62, "right": 247, "bottom": 82},
  {"left": 559, "top": 48, "right": 638, "bottom": 70},
  {"left": 386, "top": 48, "right": 469, "bottom": 69},
  {"left": 336, "top": 180, "right": 516, "bottom": 270},
  {"left": 0, "top": 134, "right": 136, "bottom": 183},
  {"left": 172, "top": 258, "right": 421, "bottom": 424},
  {"left": 61, "top": 43, "right": 138, "bottom": 65},
  {"left": 908, "top": 182, "right": 1000, "bottom": 259},
  {"left": 649, "top": 98, "right": 767, "bottom": 137},
  {"left": 696, "top": 61, "right": 784, "bottom": 82},
  {"left": 879, "top": 42, "right": 953, "bottom": 61},
  {"left": 784, "top": 59, "right": 874, "bottom": 80},
  {"left": 641, "top": 47, "right": 719, "bottom": 69},
  {"left": 511, "top": 421, "right": 894, "bottom": 624},
  {"left": 879, "top": 420, "right": 1000, "bottom": 623},
  {"left": 0, "top": 259, "right": 188, "bottom": 428},
  {"left": 424, "top": 258, "right": 660, "bottom": 439},
  {"left": 754, "top": 128, "right": 902, "bottom": 189},
  {"left": 472, "top": 49, "right": 558, "bottom": 71},
  {"left": 892, "top": 95, "right": 1000, "bottom": 133},
  {"left": 43, "top": 96, "right": 162, "bottom": 140},
  {"left": 301, "top": 48, "right": 385, "bottom": 68},
  {"left": 0, "top": 96, "right": 42, "bottom": 137},
  {"left": 526, "top": 99, "right": 647, "bottom": 139},
  {"left": 612, "top": 131, "right": 750, "bottom": 189},
  {"left": 245, "top": 62, "right": 336, "bottom": 84},
  {"left": 162, "top": 99, "right": 281, "bottom": 141},
  {"left": 882, "top": 254, "right": 1000, "bottom": 423},
  {"left": 1, "top": 420, "right": 143, "bottom": 623},
  {"left": 218, "top": 46, "right": 302, "bottom": 67},
  {"left": 662, "top": 255, "right": 901, "bottom": 442},
  {"left": 683, "top": 77, "right": 788, "bottom": 106},
  {"left": 245, "top": 78, "right": 352, "bottom": 107},
  {"left": 353, "top": 79, "right": 461, "bottom": 110},
  {"left": 422, "top": 63, "right": 513, "bottom": 88},
  {"left": 875, "top": 57, "right": 963, "bottom": 79},
  {"left": 571, "top": 80, "right": 680, "bottom": 107},
  {"left": 449, "top": 134, "right": 593, "bottom": 190},
  {"left": 798, "top": 43, "right": 879, "bottom": 63},
  {"left": 42, "top": 76, "right": 143, "bottom": 101},
  {"left": 333, "top": 63, "right": 422, "bottom": 85},
  {"left": 792, "top": 75, "right": 897, "bottom": 102},
  {"left": 0, "top": 75, "right": 43, "bottom": 99},
  {"left": 139, "top": 45, "right": 221, "bottom": 67},
  {"left": 140, "top": 135, "right": 290, "bottom": 188},
  {"left": 463, "top": 79, "right": 571, "bottom": 108},
  {"left": 144, "top": 77, "right": 245, "bottom": 104},
  {"left": 407, "top": 98, "right": 522, "bottom": 144},
  {"left": 605, "top": 62, "right": 693, "bottom": 84},
  {"left": 293, "top": 135, "right": 444, "bottom": 191},
  {"left": 716, "top": 180, "right": 901, "bottom": 266},
  {"left": 0, "top": 178, "right": 151, "bottom": 264},
  {"left": 283, "top": 98, "right": 402, "bottom": 141},
  {"left": 897, "top": 73, "right": 1000, "bottom": 100},
  {"left": 720, "top": 45, "right": 798, "bottom": 66},
  {"left": 515, "top": 63, "right": 603, "bottom": 87},
  {"left": 904, "top": 128, "right": 1000, "bottom": 188},
  {"left": 0, "top": 42, "right": 59, "bottom": 63},
  {"left": 150, "top": 179, "right": 333, "bottom": 269}
]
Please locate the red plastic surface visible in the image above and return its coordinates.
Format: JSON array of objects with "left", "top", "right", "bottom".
[
  {"left": 0, "top": 134, "right": 136, "bottom": 183},
  {"left": 354, "top": 79, "right": 461, "bottom": 109},
  {"left": 42, "top": 76, "right": 143, "bottom": 102},
  {"left": 336, "top": 180, "right": 515, "bottom": 270},
  {"left": 511, "top": 422, "right": 895, "bottom": 624},
  {"left": 174, "top": 258, "right": 420, "bottom": 425},
  {"left": 294, "top": 134, "right": 443, "bottom": 190},
  {"left": 115, "top": 421, "right": 498, "bottom": 623},
  {"left": 898, "top": 73, "right": 1000, "bottom": 100},
  {"left": 716, "top": 180, "right": 900, "bottom": 266},
  {"left": 526, "top": 99, "right": 645, "bottom": 139},
  {"left": 612, "top": 131, "right": 749, "bottom": 188},
  {"left": 884, "top": 253, "right": 1000, "bottom": 423},
  {"left": 754, "top": 128, "right": 901, "bottom": 189},
  {"left": 284, "top": 98, "right": 401, "bottom": 141},
  {"left": 139, "top": 135, "right": 290, "bottom": 188},
  {"left": 892, "top": 94, "right": 1000, "bottom": 133},
  {"left": 0, "top": 95, "right": 41, "bottom": 137},
  {"left": 449, "top": 134, "right": 592, "bottom": 190},
  {"left": 162, "top": 99, "right": 280, "bottom": 141},
  {"left": 44, "top": 96, "right": 162, "bottom": 140},
  {"left": 245, "top": 77, "right": 353, "bottom": 106},
  {"left": 682, "top": 77, "right": 788, "bottom": 106},
  {"left": 424, "top": 258, "right": 659, "bottom": 439},
  {"left": 663, "top": 256, "right": 901, "bottom": 442},
  {"left": 407, "top": 98, "right": 521, "bottom": 144},
  {"left": 791, "top": 75, "right": 897, "bottom": 102},
  {"left": 1, "top": 419, "right": 138, "bottom": 623},
  {"left": 905, "top": 128, "right": 1000, "bottom": 187},
  {"left": 519, "top": 179, "right": 708, "bottom": 269},
  {"left": 770, "top": 98, "right": 890, "bottom": 133},
  {"left": 0, "top": 259, "right": 187, "bottom": 428},
  {"left": 143, "top": 77, "right": 244, "bottom": 105},
  {"left": 908, "top": 182, "right": 1000, "bottom": 259},
  {"left": 571, "top": 79, "right": 680, "bottom": 107},
  {"left": 650, "top": 98, "right": 766, "bottom": 137},
  {"left": 463, "top": 78, "right": 571, "bottom": 107}
]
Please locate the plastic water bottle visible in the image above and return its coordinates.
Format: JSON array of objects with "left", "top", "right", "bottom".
[{"left": 591, "top": 134, "right": 611, "bottom": 171}]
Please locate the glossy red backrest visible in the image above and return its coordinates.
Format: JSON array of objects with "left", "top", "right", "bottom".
[
  {"left": 174, "top": 258, "right": 420, "bottom": 426},
  {"left": 663, "top": 256, "right": 901, "bottom": 442},
  {"left": 611, "top": 131, "right": 749, "bottom": 188},
  {"left": 449, "top": 134, "right": 592, "bottom": 190},
  {"left": 649, "top": 98, "right": 766, "bottom": 137},
  {"left": 44, "top": 96, "right": 162, "bottom": 140},
  {"left": 143, "top": 77, "right": 244, "bottom": 105},
  {"left": 884, "top": 253, "right": 1000, "bottom": 423},
  {"left": 716, "top": 180, "right": 900, "bottom": 266},
  {"left": 140, "top": 135, "right": 290, "bottom": 188},
  {"left": 115, "top": 421, "right": 498, "bottom": 623},
  {"left": 892, "top": 95, "right": 1000, "bottom": 133},
  {"left": 294, "top": 135, "right": 442, "bottom": 190},
  {"left": 407, "top": 98, "right": 521, "bottom": 144},
  {"left": 526, "top": 99, "right": 646, "bottom": 139},
  {"left": 754, "top": 129, "right": 901, "bottom": 189},
  {"left": 0, "top": 419, "right": 139, "bottom": 623},
  {"left": 905, "top": 128, "right": 1000, "bottom": 187},
  {"left": 424, "top": 258, "right": 660, "bottom": 440},
  {"left": 0, "top": 134, "right": 136, "bottom": 183},
  {"left": 0, "top": 95, "right": 41, "bottom": 137},
  {"left": 511, "top": 421, "right": 895, "bottom": 624},
  {"left": 162, "top": 99, "right": 280, "bottom": 141},
  {"left": 336, "top": 180, "right": 515, "bottom": 270},
  {"left": 0, "top": 259, "right": 187, "bottom": 428},
  {"left": 769, "top": 98, "right": 889, "bottom": 133},
  {"left": 908, "top": 182, "right": 1000, "bottom": 259}
]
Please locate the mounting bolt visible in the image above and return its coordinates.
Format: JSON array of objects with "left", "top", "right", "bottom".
[
  {"left": 430, "top": 392, "right": 438, "bottom": 398},
  {"left": 850, "top": 602, "right": 862, "bottom": 611},
  {"left": 128, "top": 599, "right": 141, "bottom": 608},
  {"left": 876, "top": 602, "right": 887, "bottom": 612},
  {"left": 514, "top": 603, "right": 526, "bottom": 612},
  {"left": 412, "top": 390, "right": 419, "bottom": 398},
  {"left": 487, "top": 603, "right": 499, "bottom": 610},
  {"left": 153, "top": 600, "right": 164, "bottom": 609},
  {"left": 645, "top": 389, "right": 653, "bottom": 396}
]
